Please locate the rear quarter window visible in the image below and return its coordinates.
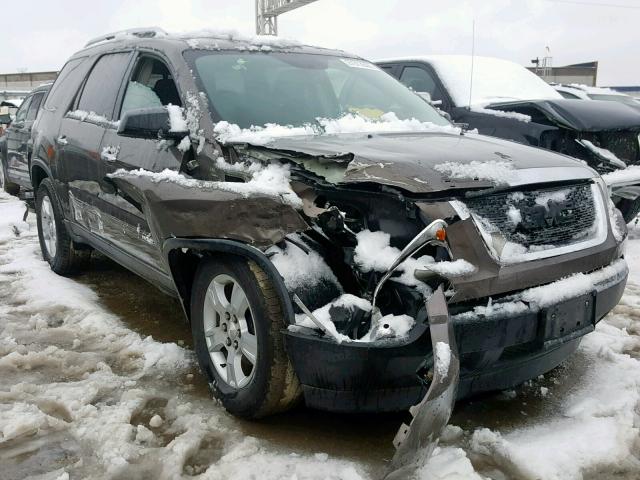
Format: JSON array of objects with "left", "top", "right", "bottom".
[{"left": 44, "top": 57, "right": 90, "bottom": 111}]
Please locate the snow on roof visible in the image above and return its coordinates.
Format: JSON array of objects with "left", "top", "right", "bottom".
[
  {"left": 567, "top": 83, "right": 627, "bottom": 96},
  {"left": 172, "top": 28, "right": 303, "bottom": 49},
  {"left": 378, "top": 55, "right": 563, "bottom": 106}
]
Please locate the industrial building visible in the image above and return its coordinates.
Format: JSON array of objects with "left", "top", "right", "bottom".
[{"left": 0, "top": 70, "right": 57, "bottom": 104}]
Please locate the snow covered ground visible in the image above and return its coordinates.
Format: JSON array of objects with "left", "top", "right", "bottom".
[{"left": 0, "top": 190, "right": 639, "bottom": 479}]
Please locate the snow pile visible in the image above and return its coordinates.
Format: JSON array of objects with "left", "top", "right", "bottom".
[
  {"left": 434, "top": 342, "right": 451, "bottom": 382},
  {"left": 520, "top": 258, "right": 627, "bottom": 308},
  {"left": 434, "top": 160, "right": 517, "bottom": 185},
  {"left": 359, "top": 313, "right": 415, "bottom": 342},
  {"left": 66, "top": 110, "right": 120, "bottom": 128},
  {"left": 455, "top": 258, "right": 628, "bottom": 322},
  {"left": 293, "top": 293, "right": 416, "bottom": 344},
  {"left": 214, "top": 120, "right": 315, "bottom": 145},
  {"left": 269, "top": 237, "right": 341, "bottom": 291},
  {"left": 109, "top": 159, "right": 303, "bottom": 208},
  {"left": 166, "top": 104, "right": 188, "bottom": 132},
  {"left": 213, "top": 112, "right": 461, "bottom": 146},
  {"left": 470, "top": 106, "right": 531, "bottom": 123},
  {"left": 294, "top": 294, "right": 372, "bottom": 343},
  {"left": 353, "top": 229, "right": 434, "bottom": 289},
  {"left": 580, "top": 139, "right": 627, "bottom": 168},
  {"left": 602, "top": 164, "right": 640, "bottom": 187},
  {"left": 0, "top": 192, "right": 367, "bottom": 479},
  {"left": 423, "top": 259, "right": 476, "bottom": 278},
  {"left": 173, "top": 28, "right": 302, "bottom": 50}
]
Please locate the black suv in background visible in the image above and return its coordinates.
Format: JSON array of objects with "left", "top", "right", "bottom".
[
  {"left": 0, "top": 84, "right": 51, "bottom": 195},
  {"left": 376, "top": 56, "right": 640, "bottom": 222},
  {"left": 29, "top": 29, "right": 627, "bottom": 420}
]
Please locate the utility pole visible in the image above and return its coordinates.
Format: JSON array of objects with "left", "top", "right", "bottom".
[{"left": 255, "top": 0, "right": 320, "bottom": 35}]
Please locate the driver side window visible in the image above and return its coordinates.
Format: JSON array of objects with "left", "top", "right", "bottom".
[
  {"left": 399, "top": 66, "right": 445, "bottom": 105},
  {"left": 120, "top": 57, "right": 182, "bottom": 118},
  {"left": 14, "top": 96, "right": 32, "bottom": 123}
]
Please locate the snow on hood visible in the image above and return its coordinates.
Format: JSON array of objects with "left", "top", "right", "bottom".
[
  {"left": 258, "top": 130, "right": 596, "bottom": 193},
  {"left": 213, "top": 113, "right": 461, "bottom": 146}
]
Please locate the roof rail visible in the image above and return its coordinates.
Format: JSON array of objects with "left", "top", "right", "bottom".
[{"left": 84, "top": 27, "right": 168, "bottom": 48}]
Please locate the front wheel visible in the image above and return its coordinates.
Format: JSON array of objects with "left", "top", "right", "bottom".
[
  {"left": 191, "top": 257, "right": 301, "bottom": 418},
  {"left": 615, "top": 197, "right": 640, "bottom": 224},
  {"left": 36, "top": 178, "right": 90, "bottom": 274}
]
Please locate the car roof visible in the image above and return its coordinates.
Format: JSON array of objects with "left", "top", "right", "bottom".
[{"left": 73, "top": 27, "right": 356, "bottom": 60}]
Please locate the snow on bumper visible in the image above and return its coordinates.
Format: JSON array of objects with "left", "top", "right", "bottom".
[{"left": 282, "top": 259, "right": 628, "bottom": 412}]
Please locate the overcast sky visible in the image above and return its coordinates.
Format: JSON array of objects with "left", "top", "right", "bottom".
[{"left": 3, "top": 0, "right": 639, "bottom": 85}]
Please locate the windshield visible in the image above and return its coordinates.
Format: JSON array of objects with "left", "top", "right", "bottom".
[
  {"left": 588, "top": 93, "right": 639, "bottom": 106},
  {"left": 426, "top": 55, "right": 563, "bottom": 106},
  {"left": 186, "top": 51, "right": 450, "bottom": 130}
]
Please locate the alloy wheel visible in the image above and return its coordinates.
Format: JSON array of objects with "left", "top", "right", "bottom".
[
  {"left": 203, "top": 274, "right": 258, "bottom": 389},
  {"left": 40, "top": 195, "right": 58, "bottom": 259}
]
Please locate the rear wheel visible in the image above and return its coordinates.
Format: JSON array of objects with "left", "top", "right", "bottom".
[
  {"left": 36, "top": 178, "right": 90, "bottom": 274},
  {"left": 615, "top": 197, "right": 640, "bottom": 224},
  {"left": 0, "top": 157, "right": 20, "bottom": 196},
  {"left": 191, "top": 257, "right": 301, "bottom": 418}
]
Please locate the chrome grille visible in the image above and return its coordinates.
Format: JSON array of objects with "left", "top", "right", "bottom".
[{"left": 465, "top": 184, "right": 596, "bottom": 248}]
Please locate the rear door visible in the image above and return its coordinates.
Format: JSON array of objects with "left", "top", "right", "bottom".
[
  {"left": 7, "top": 91, "right": 45, "bottom": 187},
  {"left": 57, "top": 51, "right": 133, "bottom": 238},
  {"left": 97, "top": 53, "right": 186, "bottom": 270},
  {"left": 4, "top": 95, "right": 32, "bottom": 187}
]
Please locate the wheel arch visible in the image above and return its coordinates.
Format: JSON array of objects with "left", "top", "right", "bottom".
[
  {"left": 30, "top": 158, "right": 52, "bottom": 191},
  {"left": 163, "top": 238, "right": 294, "bottom": 326}
]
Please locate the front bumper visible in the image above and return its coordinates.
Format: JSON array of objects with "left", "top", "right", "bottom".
[{"left": 283, "top": 260, "right": 628, "bottom": 413}]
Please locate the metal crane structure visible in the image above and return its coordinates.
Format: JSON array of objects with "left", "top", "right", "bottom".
[{"left": 255, "top": 0, "right": 320, "bottom": 35}]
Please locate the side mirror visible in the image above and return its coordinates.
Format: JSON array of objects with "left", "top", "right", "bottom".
[
  {"left": 416, "top": 91, "right": 432, "bottom": 103},
  {"left": 117, "top": 107, "right": 188, "bottom": 140}
]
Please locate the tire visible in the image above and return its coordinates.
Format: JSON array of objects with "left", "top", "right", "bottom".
[
  {"left": 191, "top": 256, "right": 301, "bottom": 418},
  {"left": 36, "top": 178, "right": 90, "bottom": 275},
  {"left": 615, "top": 197, "right": 640, "bottom": 224},
  {"left": 0, "top": 157, "right": 20, "bottom": 196}
]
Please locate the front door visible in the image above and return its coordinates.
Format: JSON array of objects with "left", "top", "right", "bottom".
[{"left": 96, "top": 53, "right": 186, "bottom": 271}]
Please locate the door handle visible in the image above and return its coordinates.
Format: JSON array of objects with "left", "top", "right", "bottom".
[
  {"left": 100, "top": 145, "right": 120, "bottom": 163},
  {"left": 56, "top": 136, "right": 68, "bottom": 146}
]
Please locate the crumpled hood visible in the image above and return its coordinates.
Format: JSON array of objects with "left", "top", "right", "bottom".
[
  {"left": 251, "top": 131, "right": 597, "bottom": 194},
  {"left": 487, "top": 98, "right": 640, "bottom": 132}
]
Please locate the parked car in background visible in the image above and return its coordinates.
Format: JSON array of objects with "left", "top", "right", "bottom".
[
  {"left": 0, "top": 84, "right": 50, "bottom": 195},
  {"left": 0, "top": 100, "right": 21, "bottom": 136},
  {"left": 553, "top": 83, "right": 640, "bottom": 107},
  {"left": 30, "top": 28, "right": 627, "bottom": 441},
  {"left": 376, "top": 55, "right": 640, "bottom": 221}
]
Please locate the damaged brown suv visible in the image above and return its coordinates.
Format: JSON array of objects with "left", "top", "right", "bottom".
[{"left": 31, "top": 29, "right": 627, "bottom": 428}]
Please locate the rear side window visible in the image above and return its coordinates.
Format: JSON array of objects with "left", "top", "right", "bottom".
[
  {"left": 76, "top": 52, "right": 131, "bottom": 120},
  {"left": 26, "top": 92, "right": 44, "bottom": 121},
  {"left": 44, "top": 58, "right": 89, "bottom": 110}
]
